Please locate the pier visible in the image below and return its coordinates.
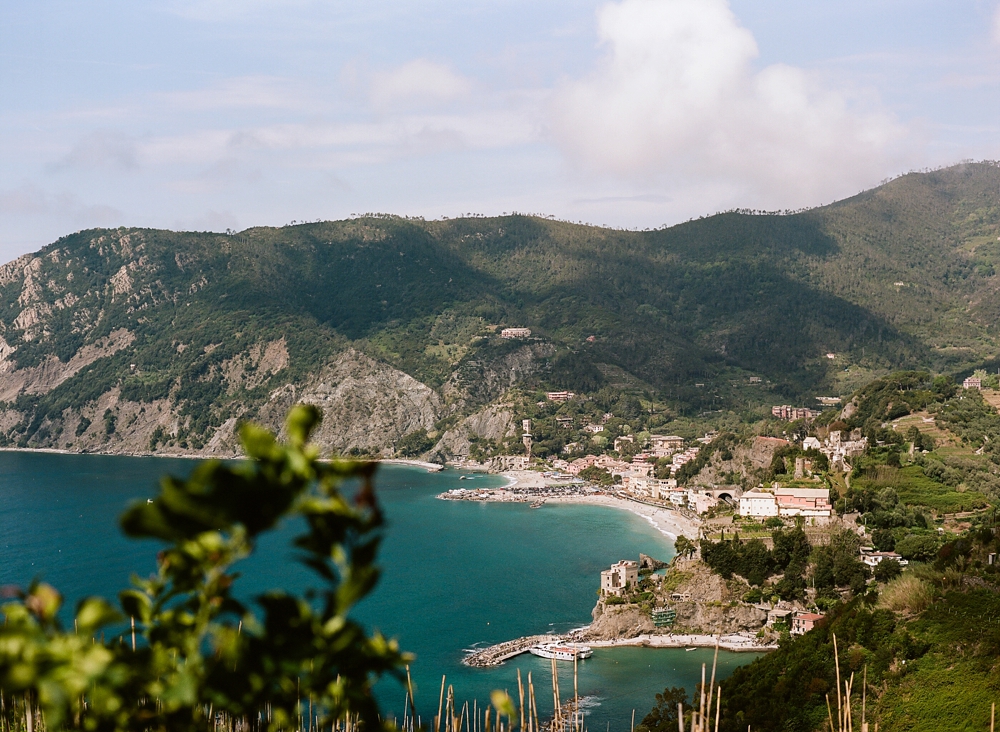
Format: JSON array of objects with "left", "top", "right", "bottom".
[{"left": 463, "top": 634, "right": 563, "bottom": 667}]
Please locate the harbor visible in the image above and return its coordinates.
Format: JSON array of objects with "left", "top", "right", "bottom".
[
  {"left": 464, "top": 630, "right": 775, "bottom": 667},
  {"left": 464, "top": 635, "right": 564, "bottom": 667}
]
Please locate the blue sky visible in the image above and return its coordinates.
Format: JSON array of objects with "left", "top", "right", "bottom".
[{"left": 0, "top": 0, "right": 998, "bottom": 259}]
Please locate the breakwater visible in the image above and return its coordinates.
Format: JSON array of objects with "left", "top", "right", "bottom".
[
  {"left": 464, "top": 634, "right": 563, "bottom": 667},
  {"left": 465, "top": 631, "right": 775, "bottom": 668}
]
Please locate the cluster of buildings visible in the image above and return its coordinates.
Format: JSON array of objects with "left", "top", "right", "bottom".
[
  {"left": 771, "top": 405, "right": 820, "bottom": 421},
  {"left": 803, "top": 429, "right": 868, "bottom": 472},
  {"left": 739, "top": 485, "right": 832, "bottom": 522}
]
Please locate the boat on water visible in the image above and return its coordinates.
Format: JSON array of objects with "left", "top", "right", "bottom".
[
  {"left": 685, "top": 647, "right": 697, "bottom": 651},
  {"left": 459, "top": 475, "right": 474, "bottom": 480},
  {"left": 530, "top": 500, "right": 544, "bottom": 508},
  {"left": 528, "top": 643, "right": 593, "bottom": 661}
]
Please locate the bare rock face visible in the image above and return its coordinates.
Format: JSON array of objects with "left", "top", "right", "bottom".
[
  {"left": 255, "top": 348, "right": 442, "bottom": 455},
  {"left": 433, "top": 404, "right": 515, "bottom": 458},
  {"left": 584, "top": 560, "right": 767, "bottom": 641},
  {"left": 0, "top": 329, "right": 135, "bottom": 402},
  {"left": 588, "top": 604, "right": 656, "bottom": 639},
  {"left": 442, "top": 343, "right": 554, "bottom": 407}
]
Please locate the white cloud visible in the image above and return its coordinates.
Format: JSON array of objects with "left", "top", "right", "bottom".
[
  {"left": 49, "top": 130, "right": 139, "bottom": 172},
  {"left": 137, "top": 110, "right": 538, "bottom": 170},
  {"left": 0, "top": 184, "right": 124, "bottom": 227},
  {"left": 369, "top": 59, "right": 472, "bottom": 110},
  {"left": 551, "top": 0, "right": 908, "bottom": 206}
]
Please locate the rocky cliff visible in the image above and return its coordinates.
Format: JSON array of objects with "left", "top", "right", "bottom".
[{"left": 584, "top": 560, "right": 768, "bottom": 640}]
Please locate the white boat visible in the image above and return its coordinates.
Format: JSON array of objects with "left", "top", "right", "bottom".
[{"left": 528, "top": 643, "right": 593, "bottom": 661}]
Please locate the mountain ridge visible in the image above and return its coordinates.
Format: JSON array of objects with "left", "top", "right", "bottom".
[{"left": 0, "top": 162, "right": 997, "bottom": 457}]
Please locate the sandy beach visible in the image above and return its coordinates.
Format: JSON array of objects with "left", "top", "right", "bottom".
[
  {"left": 378, "top": 458, "right": 444, "bottom": 472},
  {"left": 499, "top": 469, "right": 700, "bottom": 540}
]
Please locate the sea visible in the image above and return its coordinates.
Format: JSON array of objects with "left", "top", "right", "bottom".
[{"left": 0, "top": 451, "right": 760, "bottom": 730}]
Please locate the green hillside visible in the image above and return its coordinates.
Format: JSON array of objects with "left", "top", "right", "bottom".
[{"left": 0, "top": 163, "right": 999, "bottom": 451}]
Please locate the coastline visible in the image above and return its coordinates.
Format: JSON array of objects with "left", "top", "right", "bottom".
[
  {"left": 377, "top": 458, "right": 444, "bottom": 472},
  {"left": 582, "top": 633, "right": 775, "bottom": 652},
  {"left": 0, "top": 447, "right": 446, "bottom": 473},
  {"left": 465, "top": 630, "right": 776, "bottom": 666},
  {"left": 499, "top": 469, "right": 700, "bottom": 540}
]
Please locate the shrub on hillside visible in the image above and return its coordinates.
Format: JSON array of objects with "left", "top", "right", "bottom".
[
  {"left": 396, "top": 428, "right": 435, "bottom": 457},
  {"left": 878, "top": 574, "right": 936, "bottom": 614}
]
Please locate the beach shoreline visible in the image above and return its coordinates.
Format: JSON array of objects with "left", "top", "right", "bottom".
[{"left": 497, "top": 469, "right": 700, "bottom": 540}]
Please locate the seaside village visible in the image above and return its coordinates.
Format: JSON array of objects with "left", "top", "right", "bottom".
[{"left": 445, "top": 371, "right": 931, "bottom": 652}]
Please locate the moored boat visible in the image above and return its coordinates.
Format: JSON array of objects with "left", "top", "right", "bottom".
[{"left": 528, "top": 643, "right": 593, "bottom": 661}]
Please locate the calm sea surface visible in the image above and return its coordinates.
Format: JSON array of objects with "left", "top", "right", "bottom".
[{"left": 0, "top": 452, "right": 759, "bottom": 730}]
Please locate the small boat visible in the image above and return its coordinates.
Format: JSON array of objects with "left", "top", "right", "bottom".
[
  {"left": 529, "top": 643, "right": 593, "bottom": 661},
  {"left": 685, "top": 647, "right": 697, "bottom": 652},
  {"left": 530, "top": 501, "right": 544, "bottom": 508},
  {"left": 459, "top": 475, "right": 474, "bottom": 480}
]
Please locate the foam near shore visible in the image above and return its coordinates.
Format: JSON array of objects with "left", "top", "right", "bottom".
[{"left": 498, "top": 469, "right": 700, "bottom": 540}]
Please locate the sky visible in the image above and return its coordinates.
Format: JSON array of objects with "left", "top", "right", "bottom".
[{"left": 1, "top": 0, "right": 999, "bottom": 260}]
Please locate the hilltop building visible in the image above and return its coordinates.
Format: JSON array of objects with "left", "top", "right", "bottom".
[
  {"left": 771, "top": 405, "right": 820, "bottom": 421},
  {"left": 964, "top": 376, "right": 983, "bottom": 390},
  {"left": 546, "top": 391, "right": 576, "bottom": 402},
  {"left": 500, "top": 327, "right": 531, "bottom": 339},
  {"left": 600, "top": 560, "right": 638, "bottom": 597}
]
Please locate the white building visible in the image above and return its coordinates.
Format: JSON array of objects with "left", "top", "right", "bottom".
[
  {"left": 802, "top": 436, "right": 821, "bottom": 451},
  {"left": 600, "top": 560, "right": 639, "bottom": 597},
  {"left": 860, "top": 550, "right": 908, "bottom": 568},
  {"left": 739, "top": 490, "right": 779, "bottom": 517},
  {"left": 500, "top": 327, "right": 531, "bottom": 339}
]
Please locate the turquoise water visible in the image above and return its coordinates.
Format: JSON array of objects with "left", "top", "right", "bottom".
[{"left": 0, "top": 453, "right": 759, "bottom": 730}]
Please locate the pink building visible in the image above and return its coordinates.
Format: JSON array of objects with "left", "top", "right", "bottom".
[
  {"left": 791, "top": 612, "right": 825, "bottom": 635},
  {"left": 774, "top": 487, "right": 831, "bottom": 520}
]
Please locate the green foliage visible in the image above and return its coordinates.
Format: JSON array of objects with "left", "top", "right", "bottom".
[
  {"left": 896, "top": 534, "right": 940, "bottom": 561},
  {"left": 636, "top": 687, "right": 688, "bottom": 732},
  {"left": 717, "top": 598, "right": 911, "bottom": 731},
  {"left": 673, "top": 535, "right": 696, "bottom": 560},
  {"left": 395, "top": 428, "right": 435, "bottom": 457},
  {"left": 872, "top": 528, "right": 896, "bottom": 551},
  {"left": 579, "top": 465, "right": 615, "bottom": 486},
  {"left": 0, "top": 406, "right": 408, "bottom": 731},
  {"left": 75, "top": 417, "right": 91, "bottom": 437},
  {"left": 874, "top": 558, "right": 903, "bottom": 583},
  {"left": 811, "top": 529, "right": 869, "bottom": 596},
  {"left": 846, "top": 462, "right": 987, "bottom": 516},
  {"left": 700, "top": 527, "right": 811, "bottom": 594},
  {"left": 675, "top": 434, "right": 739, "bottom": 485}
]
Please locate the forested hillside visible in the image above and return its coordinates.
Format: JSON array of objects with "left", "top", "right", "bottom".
[{"left": 0, "top": 162, "right": 997, "bottom": 455}]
